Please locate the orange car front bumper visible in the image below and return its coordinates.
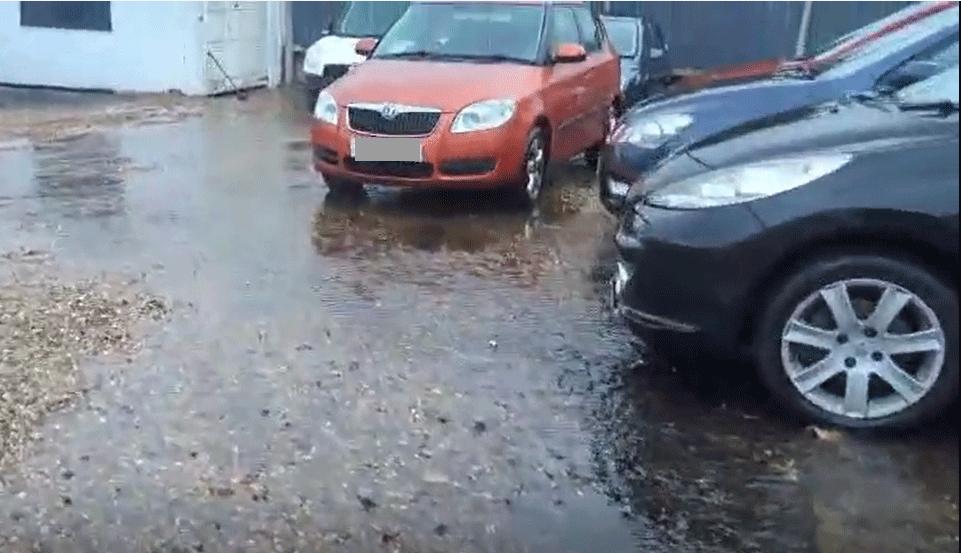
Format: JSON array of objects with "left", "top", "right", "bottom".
[{"left": 310, "top": 110, "right": 529, "bottom": 189}]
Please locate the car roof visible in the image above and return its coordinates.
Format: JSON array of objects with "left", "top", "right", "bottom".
[
  {"left": 601, "top": 15, "right": 644, "bottom": 22},
  {"left": 409, "top": 0, "right": 588, "bottom": 7},
  {"left": 813, "top": 2, "right": 958, "bottom": 64},
  {"left": 412, "top": 0, "right": 580, "bottom": 4}
]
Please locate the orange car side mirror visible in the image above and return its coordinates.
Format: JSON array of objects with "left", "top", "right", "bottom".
[
  {"left": 553, "top": 43, "right": 586, "bottom": 63},
  {"left": 355, "top": 38, "right": 378, "bottom": 57}
]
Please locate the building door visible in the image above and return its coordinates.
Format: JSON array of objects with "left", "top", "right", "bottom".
[{"left": 205, "top": 1, "right": 269, "bottom": 94}]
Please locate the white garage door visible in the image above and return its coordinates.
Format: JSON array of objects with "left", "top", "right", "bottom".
[{"left": 204, "top": 1, "right": 269, "bottom": 94}]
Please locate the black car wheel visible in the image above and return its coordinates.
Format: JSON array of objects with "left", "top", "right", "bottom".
[
  {"left": 755, "top": 253, "right": 958, "bottom": 429},
  {"left": 515, "top": 127, "right": 549, "bottom": 207}
]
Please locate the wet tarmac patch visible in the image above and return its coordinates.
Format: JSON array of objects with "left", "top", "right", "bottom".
[{"left": 0, "top": 89, "right": 956, "bottom": 553}]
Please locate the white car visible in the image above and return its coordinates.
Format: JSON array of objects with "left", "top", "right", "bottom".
[{"left": 302, "top": 2, "right": 409, "bottom": 100}]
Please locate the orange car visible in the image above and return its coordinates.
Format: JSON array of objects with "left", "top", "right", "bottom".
[{"left": 311, "top": 1, "right": 620, "bottom": 204}]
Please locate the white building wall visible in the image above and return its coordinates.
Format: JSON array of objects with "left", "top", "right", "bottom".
[{"left": 0, "top": 2, "right": 285, "bottom": 95}]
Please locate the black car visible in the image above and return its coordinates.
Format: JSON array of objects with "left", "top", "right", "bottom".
[
  {"left": 599, "top": 3, "right": 960, "bottom": 213},
  {"left": 611, "top": 66, "right": 959, "bottom": 429},
  {"left": 601, "top": 15, "right": 671, "bottom": 108}
]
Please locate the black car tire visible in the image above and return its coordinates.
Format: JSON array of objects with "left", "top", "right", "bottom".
[
  {"left": 754, "top": 253, "right": 959, "bottom": 429},
  {"left": 514, "top": 127, "right": 550, "bottom": 208},
  {"left": 584, "top": 146, "right": 600, "bottom": 169}
]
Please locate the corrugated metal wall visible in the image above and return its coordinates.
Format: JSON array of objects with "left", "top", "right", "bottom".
[
  {"left": 603, "top": 1, "right": 805, "bottom": 68},
  {"left": 805, "top": 1, "right": 913, "bottom": 53},
  {"left": 602, "top": 1, "right": 914, "bottom": 69},
  {"left": 293, "top": 1, "right": 914, "bottom": 69}
]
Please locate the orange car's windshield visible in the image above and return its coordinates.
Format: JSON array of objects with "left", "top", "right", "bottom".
[{"left": 373, "top": 2, "right": 545, "bottom": 63}]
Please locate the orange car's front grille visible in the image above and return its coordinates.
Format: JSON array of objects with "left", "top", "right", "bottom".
[{"left": 348, "top": 106, "right": 440, "bottom": 136}]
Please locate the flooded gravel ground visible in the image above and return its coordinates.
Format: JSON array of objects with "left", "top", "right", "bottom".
[{"left": 0, "top": 89, "right": 957, "bottom": 553}]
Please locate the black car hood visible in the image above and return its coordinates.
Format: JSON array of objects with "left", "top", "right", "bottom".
[
  {"left": 621, "top": 77, "right": 830, "bottom": 150},
  {"left": 691, "top": 101, "right": 958, "bottom": 169},
  {"left": 629, "top": 101, "right": 959, "bottom": 203}
]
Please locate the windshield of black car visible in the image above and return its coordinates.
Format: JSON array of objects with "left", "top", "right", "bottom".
[
  {"left": 336, "top": 2, "right": 409, "bottom": 37},
  {"left": 896, "top": 64, "right": 960, "bottom": 107},
  {"left": 603, "top": 18, "right": 638, "bottom": 58},
  {"left": 816, "top": 7, "right": 959, "bottom": 77},
  {"left": 372, "top": 2, "right": 544, "bottom": 63}
]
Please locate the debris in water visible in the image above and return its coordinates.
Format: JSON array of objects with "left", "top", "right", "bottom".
[
  {"left": 357, "top": 494, "right": 378, "bottom": 512},
  {"left": 807, "top": 426, "right": 844, "bottom": 443}
]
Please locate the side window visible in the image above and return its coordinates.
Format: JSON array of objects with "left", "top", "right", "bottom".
[
  {"left": 573, "top": 8, "right": 601, "bottom": 52},
  {"left": 641, "top": 20, "right": 653, "bottom": 53},
  {"left": 550, "top": 7, "right": 580, "bottom": 49},
  {"left": 20, "top": 1, "right": 111, "bottom": 32},
  {"left": 878, "top": 37, "right": 960, "bottom": 92},
  {"left": 650, "top": 22, "right": 667, "bottom": 58}
]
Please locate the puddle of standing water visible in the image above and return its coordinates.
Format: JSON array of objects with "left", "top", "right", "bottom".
[{"left": 0, "top": 90, "right": 956, "bottom": 553}]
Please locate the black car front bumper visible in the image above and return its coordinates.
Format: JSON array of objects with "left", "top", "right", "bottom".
[
  {"left": 612, "top": 202, "right": 770, "bottom": 359},
  {"left": 597, "top": 141, "right": 672, "bottom": 214}
]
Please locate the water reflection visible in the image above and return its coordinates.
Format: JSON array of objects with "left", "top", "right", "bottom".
[
  {"left": 312, "top": 188, "right": 537, "bottom": 255},
  {"left": 586, "top": 356, "right": 960, "bottom": 553},
  {"left": 32, "top": 132, "right": 129, "bottom": 219},
  {"left": 310, "top": 174, "right": 599, "bottom": 290}
]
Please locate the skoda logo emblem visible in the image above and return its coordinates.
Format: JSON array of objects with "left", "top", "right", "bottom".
[{"left": 380, "top": 103, "right": 400, "bottom": 120}]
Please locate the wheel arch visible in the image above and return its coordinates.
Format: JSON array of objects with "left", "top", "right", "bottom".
[{"left": 737, "top": 230, "right": 960, "bottom": 349}]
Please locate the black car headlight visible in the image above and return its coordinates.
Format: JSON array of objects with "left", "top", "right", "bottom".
[
  {"left": 646, "top": 154, "right": 852, "bottom": 209},
  {"left": 613, "top": 113, "right": 694, "bottom": 147}
]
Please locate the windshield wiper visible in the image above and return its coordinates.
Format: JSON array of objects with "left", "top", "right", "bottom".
[
  {"left": 898, "top": 100, "right": 960, "bottom": 114},
  {"left": 376, "top": 50, "right": 447, "bottom": 60},
  {"left": 774, "top": 64, "right": 816, "bottom": 80},
  {"left": 842, "top": 90, "right": 893, "bottom": 110},
  {"left": 462, "top": 54, "right": 531, "bottom": 64}
]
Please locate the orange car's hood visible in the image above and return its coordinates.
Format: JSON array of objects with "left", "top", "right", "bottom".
[{"left": 328, "top": 59, "right": 543, "bottom": 113}]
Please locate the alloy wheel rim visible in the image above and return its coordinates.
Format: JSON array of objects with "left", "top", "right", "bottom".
[
  {"left": 780, "top": 278, "right": 945, "bottom": 420},
  {"left": 525, "top": 136, "right": 545, "bottom": 200}
]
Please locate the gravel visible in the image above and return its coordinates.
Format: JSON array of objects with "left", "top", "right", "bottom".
[{"left": 0, "top": 272, "right": 165, "bottom": 467}]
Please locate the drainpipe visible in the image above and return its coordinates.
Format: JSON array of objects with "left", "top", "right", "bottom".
[
  {"left": 795, "top": 1, "right": 813, "bottom": 58},
  {"left": 283, "top": 1, "right": 294, "bottom": 84}
]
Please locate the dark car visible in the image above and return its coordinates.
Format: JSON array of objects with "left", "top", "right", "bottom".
[
  {"left": 599, "top": 4, "right": 959, "bottom": 213},
  {"left": 601, "top": 15, "right": 671, "bottom": 108},
  {"left": 611, "top": 66, "right": 959, "bottom": 429},
  {"left": 672, "top": 1, "right": 958, "bottom": 93}
]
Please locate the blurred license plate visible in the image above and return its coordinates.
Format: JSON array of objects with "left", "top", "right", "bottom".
[{"left": 351, "top": 136, "right": 422, "bottom": 162}]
